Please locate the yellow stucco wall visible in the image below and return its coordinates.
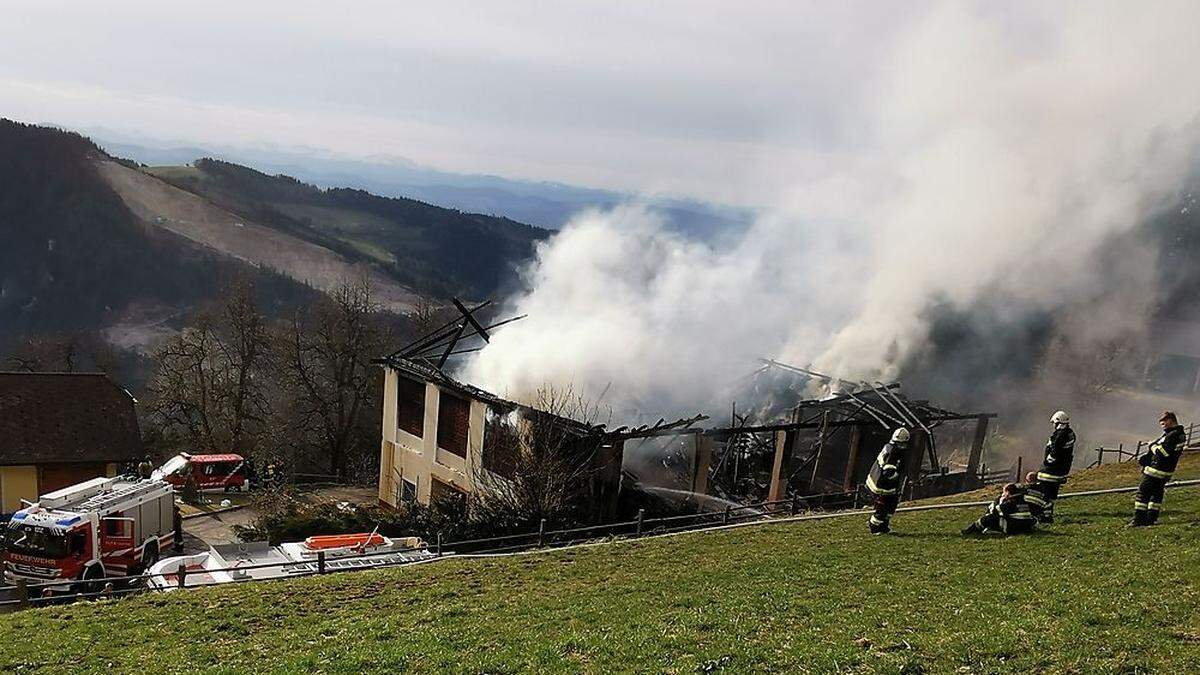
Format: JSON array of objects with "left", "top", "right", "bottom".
[
  {"left": 1, "top": 465, "right": 39, "bottom": 514},
  {"left": 378, "top": 369, "right": 487, "bottom": 508},
  {"left": 378, "top": 369, "right": 400, "bottom": 504}
]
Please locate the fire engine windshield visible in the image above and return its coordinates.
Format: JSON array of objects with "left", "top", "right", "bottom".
[
  {"left": 158, "top": 454, "right": 190, "bottom": 476},
  {"left": 3, "top": 524, "right": 68, "bottom": 558}
]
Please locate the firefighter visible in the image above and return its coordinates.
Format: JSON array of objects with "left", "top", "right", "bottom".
[
  {"left": 866, "top": 427, "right": 911, "bottom": 535},
  {"left": 137, "top": 454, "right": 155, "bottom": 479},
  {"left": 1022, "top": 471, "right": 1047, "bottom": 521},
  {"left": 1033, "top": 410, "right": 1076, "bottom": 523},
  {"left": 961, "top": 482, "right": 1037, "bottom": 535},
  {"left": 1130, "top": 411, "right": 1187, "bottom": 527}
]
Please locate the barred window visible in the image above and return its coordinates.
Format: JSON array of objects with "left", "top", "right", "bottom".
[{"left": 400, "top": 478, "right": 418, "bottom": 504}]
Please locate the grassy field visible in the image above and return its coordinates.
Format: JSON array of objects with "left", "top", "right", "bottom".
[{"left": 3, "top": 457, "right": 1199, "bottom": 674}]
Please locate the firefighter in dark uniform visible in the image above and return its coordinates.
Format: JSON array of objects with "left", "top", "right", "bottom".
[
  {"left": 962, "top": 482, "right": 1036, "bottom": 535},
  {"left": 866, "top": 428, "right": 911, "bottom": 535},
  {"left": 1029, "top": 410, "right": 1075, "bottom": 523},
  {"left": 1130, "top": 411, "right": 1187, "bottom": 527},
  {"left": 1022, "top": 471, "right": 1047, "bottom": 521}
]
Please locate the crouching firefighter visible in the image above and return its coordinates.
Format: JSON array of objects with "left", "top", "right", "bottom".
[
  {"left": 866, "top": 428, "right": 911, "bottom": 535},
  {"left": 962, "top": 482, "right": 1037, "bottom": 535},
  {"left": 1022, "top": 472, "right": 1047, "bottom": 521},
  {"left": 1130, "top": 411, "right": 1187, "bottom": 527},
  {"left": 1031, "top": 410, "right": 1076, "bottom": 523}
]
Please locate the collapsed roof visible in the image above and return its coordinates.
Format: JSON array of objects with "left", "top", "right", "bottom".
[
  {"left": 376, "top": 303, "right": 988, "bottom": 451},
  {"left": 376, "top": 299, "right": 709, "bottom": 441}
]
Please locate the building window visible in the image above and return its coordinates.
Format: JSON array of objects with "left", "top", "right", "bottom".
[
  {"left": 482, "top": 408, "right": 520, "bottom": 480},
  {"left": 397, "top": 376, "right": 426, "bottom": 437},
  {"left": 400, "top": 478, "right": 418, "bottom": 504},
  {"left": 430, "top": 476, "right": 466, "bottom": 507},
  {"left": 437, "top": 390, "right": 470, "bottom": 458}
]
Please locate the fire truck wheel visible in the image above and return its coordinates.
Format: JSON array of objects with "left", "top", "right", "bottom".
[
  {"left": 141, "top": 542, "right": 160, "bottom": 575},
  {"left": 78, "top": 563, "right": 105, "bottom": 595}
]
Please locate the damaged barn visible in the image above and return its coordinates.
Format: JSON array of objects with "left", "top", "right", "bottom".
[
  {"left": 617, "top": 360, "right": 997, "bottom": 513},
  {"left": 705, "top": 360, "right": 996, "bottom": 505}
]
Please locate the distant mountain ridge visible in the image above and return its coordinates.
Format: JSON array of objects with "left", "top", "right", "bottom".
[{"left": 88, "top": 132, "right": 755, "bottom": 239}]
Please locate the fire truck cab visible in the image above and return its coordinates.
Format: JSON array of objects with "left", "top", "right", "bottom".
[{"left": 1, "top": 476, "right": 175, "bottom": 590}]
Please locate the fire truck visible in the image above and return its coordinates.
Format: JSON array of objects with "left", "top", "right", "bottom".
[{"left": 1, "top": 476, "right": 176, "bottom": 590}]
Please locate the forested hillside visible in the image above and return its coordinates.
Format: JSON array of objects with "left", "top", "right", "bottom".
[
  {"left": 0, "top": 120, "right": 320, "bottom": 349},
  {"left": 0, "top": 119, "right": 549, "bottom": 356},
  {"left": 151, "top": 158, "right": 548, "bottom": 298}
]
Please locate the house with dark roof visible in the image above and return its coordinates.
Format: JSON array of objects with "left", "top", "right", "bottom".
[{"left": 0, "top": 372, "right": 143, "bottom": 513}]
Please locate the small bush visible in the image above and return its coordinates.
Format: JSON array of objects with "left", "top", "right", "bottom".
[{"left": 234, "top": 490, "right": 475, "bottom": 545}]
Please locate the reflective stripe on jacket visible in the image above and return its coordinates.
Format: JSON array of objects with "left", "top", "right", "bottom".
[
  {"left": 865, "top": 442, "right": 908, "bottom": 496},
  {"left": 1144, "top": 425, "right": 1186, "bottom": 479},
  {"left": 1039, "top": 426, "right": 1075, "bottom": 482}
]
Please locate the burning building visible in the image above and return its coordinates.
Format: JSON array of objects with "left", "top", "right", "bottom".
[
  {"left": 374, "top": 303, "right": 996, "bottom": 523},
  {"left": 373, "top": 301, "right": 703, "bottom": 521},
  {"left": 608, "top": 361, "right": 997, "bottom": 509},
  {"left": 374, "top": 355, "right": 624, "bottom": 517}
]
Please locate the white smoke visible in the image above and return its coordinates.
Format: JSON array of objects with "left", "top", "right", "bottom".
[{"left": 465, "top": 3, "right": 1200, "bottom": 416}]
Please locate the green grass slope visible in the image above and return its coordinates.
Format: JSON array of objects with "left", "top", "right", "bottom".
[{"left": 4, "top": 457, "right": 1200, "bottom": 674}]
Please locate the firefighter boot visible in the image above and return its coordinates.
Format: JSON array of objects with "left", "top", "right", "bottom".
[
  {"left": 1039, "top": 503, "right": 1054, "bottom": 524},
  {"left": 868, "top": 515, "right": 890, "bottom": 535},
  {"left": 1126, "top": 510, "right": 1148, "bottom": 527},
  {"left": 1147, "top": 508, "right": 1161, "bottom": 526},
  {"left": 961, "top": 521, "right": 982, "bottom": 535}
]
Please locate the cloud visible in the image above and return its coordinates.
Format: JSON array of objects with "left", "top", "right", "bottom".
[
  {"left": 465, "top": 2, "right": 1200, "bottom": 418},
  {"left": 0, "top": 1, "right": 912, "bottom": 205}
]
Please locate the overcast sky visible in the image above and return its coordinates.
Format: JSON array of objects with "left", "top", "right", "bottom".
[{"left": 0, "top": 0, "right": 935, "bottom": 206}]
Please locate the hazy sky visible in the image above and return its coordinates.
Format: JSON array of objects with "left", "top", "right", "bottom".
[{"left": 2, "top": 1, "right": 922, "bottom": 205}]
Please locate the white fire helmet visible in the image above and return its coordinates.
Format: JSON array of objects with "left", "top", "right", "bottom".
[
  {"left": 891, "top": 428, "right": 911, "bottom": 444},
  {"left": 1051, "top": 410, "right": 1070, "bottom": 425}
]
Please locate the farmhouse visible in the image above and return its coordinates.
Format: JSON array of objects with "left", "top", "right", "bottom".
[
  {"left": 0, "top": 372, "right": 144, "bottom": 514},
  {"left": 375, "top": 357, "right": 624, "bottom": 515}
]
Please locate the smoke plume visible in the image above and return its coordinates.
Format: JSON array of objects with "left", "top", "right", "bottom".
[{"left": 465, "top": 3, "right": 1200, "bottom": 421}]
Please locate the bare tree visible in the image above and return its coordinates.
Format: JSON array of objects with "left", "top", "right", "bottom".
[
  {"left": 277, "top": 277, "right": 383, "bottom": 477},
  {"left": 408, "top": 296, "right": 440, "bottom": 336},
  {"left": 146, "top": 278, "right": 271, "bottom": 455}
]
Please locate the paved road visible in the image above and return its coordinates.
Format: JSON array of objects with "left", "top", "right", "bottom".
[
  {"left": 181, "top": 507, "right": 258, "bottom": 553},
  {"left": 179, "top": 486, "right": 376, "bottom": 552}
]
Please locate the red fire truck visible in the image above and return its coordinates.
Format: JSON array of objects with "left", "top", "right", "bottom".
[
  {"left": 156, "top": 453, "right": 251, "bottom": 492},
  {"left": 1, "top": 476, "right": 176, "bottom": 590}
]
